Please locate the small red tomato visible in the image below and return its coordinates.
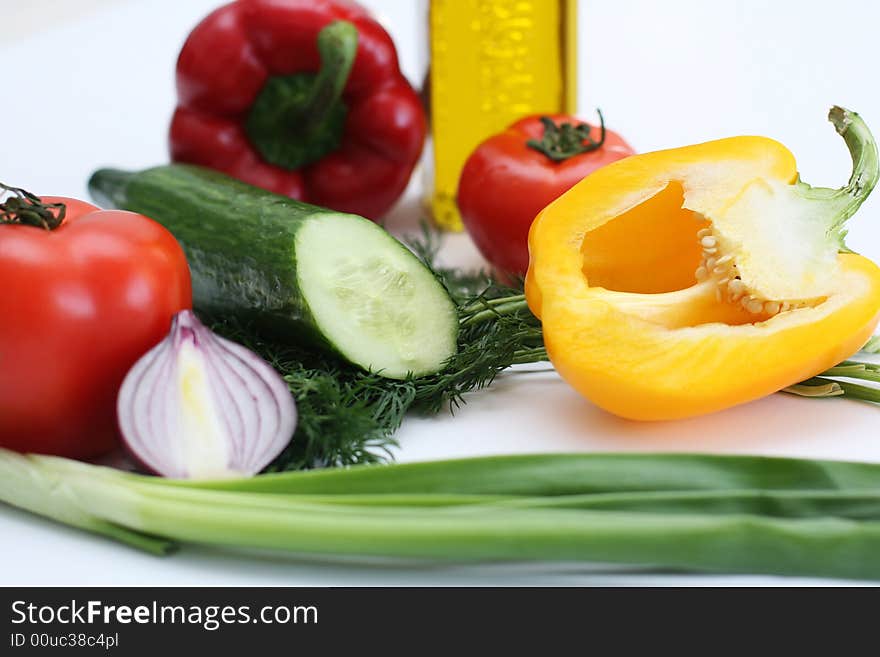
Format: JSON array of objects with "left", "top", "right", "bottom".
[
  {"left": 0, "top": 191, "right": 192, "bottom": 458},
  {"left": 458, "top": 113, "right": 635, "bottom": 275}
]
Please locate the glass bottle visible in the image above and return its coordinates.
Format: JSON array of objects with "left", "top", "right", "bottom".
[{"left": 427, "top": 0, "right": 578, "bottom": 231}]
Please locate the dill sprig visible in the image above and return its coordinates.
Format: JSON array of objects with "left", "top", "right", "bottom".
[
  {"left": 206, "top": 323, "right": 403, "bottom": 471},
  {"left": 403, "top": 221, "right": 498, "bottom": 303},
  {"left": 411, "top": 292, "right": 544, "bottom": 414},
  {"left": 210, "top": 228, "right": 546, "bottom": 471}
]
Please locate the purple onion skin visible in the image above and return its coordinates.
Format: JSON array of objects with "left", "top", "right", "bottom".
[{"left": 116, "top": 310, "right": 297, "bottom": 479}]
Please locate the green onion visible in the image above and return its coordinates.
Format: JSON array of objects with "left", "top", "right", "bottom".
[
  {"left": 5, "top": 449, "right": 880, "bottom": 579},
  {"left": 172, "top": 452, "right": 880, "bottom": 495}
]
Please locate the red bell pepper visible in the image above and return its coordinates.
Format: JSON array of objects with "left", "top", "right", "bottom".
[{"left": 170, "top": 0, "right": 426, "bottom": 219}]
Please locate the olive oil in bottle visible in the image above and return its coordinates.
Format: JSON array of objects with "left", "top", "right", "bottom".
[{"left": 428, "top": 0, "right": 578, "bottom": 230}]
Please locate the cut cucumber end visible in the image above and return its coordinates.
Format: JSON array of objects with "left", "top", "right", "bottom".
[{"left": 295, "top": 216, "right": 459, "bottom": 378}]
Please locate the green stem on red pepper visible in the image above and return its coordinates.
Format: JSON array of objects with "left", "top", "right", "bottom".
[
  {"left": 244, "top": 20, "right": 358, "bottom": 170},
  {"left": 0, "top": 182, "right": 65, "bottom": 230}
]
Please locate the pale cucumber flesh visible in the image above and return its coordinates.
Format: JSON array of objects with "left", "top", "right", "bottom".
[{"left": 296, "top": 217, "right": 459, "bottom": 379}]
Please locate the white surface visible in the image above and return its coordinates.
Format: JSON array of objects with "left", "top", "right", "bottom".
[{"left": 3, "top": 0, "right": 880, "bottom": 586}]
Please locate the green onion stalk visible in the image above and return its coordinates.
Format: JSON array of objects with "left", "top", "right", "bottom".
[{"left": 4, "top": 449, "right": 880, "bottom": 580}]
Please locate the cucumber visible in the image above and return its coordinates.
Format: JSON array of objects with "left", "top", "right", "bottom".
[{"left": 88, "top": 164, "right": 458, "bottom": 379}]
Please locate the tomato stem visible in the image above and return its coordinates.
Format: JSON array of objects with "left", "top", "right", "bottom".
[
  {"left": 526, "top": 110, "right": 606, "bottom": 162},
  {"left": 0, "top": 182, "right": 65, "bottom": 230}
]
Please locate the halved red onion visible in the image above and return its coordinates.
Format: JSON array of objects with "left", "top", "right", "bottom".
[{"left": 117, "top": 310, "right": 296, "bottom": 479}]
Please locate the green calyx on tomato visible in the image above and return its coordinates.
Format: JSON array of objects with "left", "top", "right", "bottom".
[
  {"left": 0, "top": 185, "right": 192, "bottom": 459},
  {"left": 526, "top": 111, "right": 607, "bottom": 162},
  {"left": 457, "top": 112, "right": 635, "bottom": 276},
  {"left": 0, "top": 182, "right": 66, "bottom": 230},
  {"left": 244, "top": 21, "right": 358, "bottom": 171}
]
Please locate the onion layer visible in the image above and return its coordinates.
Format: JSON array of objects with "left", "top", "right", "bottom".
[{"left": 117, "top": 310, "right": 297, "bottom": 479}]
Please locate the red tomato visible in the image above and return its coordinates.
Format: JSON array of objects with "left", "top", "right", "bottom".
[
  {"left": 0, "top": 196, "right": 192, "bottom": 458},
  {"left": 458, "top": 114, "right": 635, "bottom": 275}
]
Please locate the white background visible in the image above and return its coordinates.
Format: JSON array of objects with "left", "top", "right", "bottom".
[{"left": 2, "top": 0, "right": 880, "bottom": 585}]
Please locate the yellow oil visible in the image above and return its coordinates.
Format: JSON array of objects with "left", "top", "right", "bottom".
[{"left": 428, "top": 0, "right": 577, "bottom": 231}]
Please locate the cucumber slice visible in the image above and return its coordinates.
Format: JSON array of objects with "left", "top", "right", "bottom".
[
  {"left": 296, "top": 217, "right": 458, "bottom": 377},
  {"left": 88, "top": 164, "right": 458, "bottom": 378}
]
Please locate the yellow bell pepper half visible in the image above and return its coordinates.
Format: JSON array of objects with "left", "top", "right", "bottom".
[{"left": 525, "top": 107, "right": 880, "bottom": 420}]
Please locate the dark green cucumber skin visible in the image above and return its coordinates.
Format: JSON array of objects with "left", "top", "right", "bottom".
[{"left": 89, "top": 164, "right": 342, "bottom": 352}]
